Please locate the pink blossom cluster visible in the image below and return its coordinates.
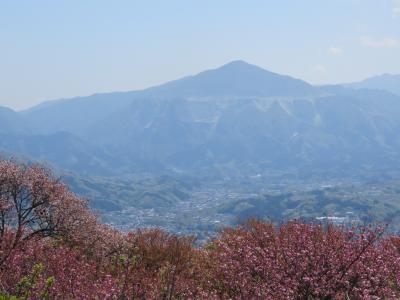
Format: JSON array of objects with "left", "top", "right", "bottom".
[{"left": 205, "top": 220, "right": 400, "bottom": 299}]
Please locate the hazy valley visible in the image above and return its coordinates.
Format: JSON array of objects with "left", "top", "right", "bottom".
[{"left": 1, "top": 61, "right": 400, "bottom": 238}]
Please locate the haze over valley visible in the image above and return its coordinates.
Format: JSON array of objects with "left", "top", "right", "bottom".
[{"left": 2, "top": 60, "right": 400, "bottom": 237}]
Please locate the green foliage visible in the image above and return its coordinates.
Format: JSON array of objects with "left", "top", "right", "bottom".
[
  {"left": 0, "top": 294, "right": 22, "bottom": 300},
  {"left": 14, "top": 263, "right": 55, "bottom": 300},
  {"left": 40, "top": 276, "right": 55, "bottom": 300},
  {"left": 16, "top": 263, "right": 43, "bottom": 300}
]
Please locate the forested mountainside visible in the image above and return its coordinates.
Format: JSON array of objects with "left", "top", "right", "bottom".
[
  {"left": 2, "top": 61, "right": 400, "bottom": 235},
  {"left": 1, "top": 61, "right": 400, "bottom": 177}
]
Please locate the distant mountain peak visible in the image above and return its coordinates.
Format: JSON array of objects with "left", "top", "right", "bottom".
[
  {"left": 142, "top": 60, "right": 316, "bottom": 98},
  {"left": 344, "top": 73, "right": 400, "bottom": 96},
  {"left": 224, "top": 59, "right": 249, "bottom": 65},
  {"left": 217, "top": 60, "right": 259, "bottom": 69},
  {"left": 210, "top": 60, "right": 277, "bottom": 76}
]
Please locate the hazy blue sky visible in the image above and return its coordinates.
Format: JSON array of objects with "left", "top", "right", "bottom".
[{"left": 1, "top": 0, "right": 400, "bottom": 110}]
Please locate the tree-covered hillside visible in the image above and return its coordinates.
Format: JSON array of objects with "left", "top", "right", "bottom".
[{"left": 2, "top": 159, "right": 400, "bottom": 299}]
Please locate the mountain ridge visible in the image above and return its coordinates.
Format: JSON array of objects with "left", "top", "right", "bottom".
[
  {"left": 1, "top": 61, "right": 400, "bottom": 177},
  {"left": 21, "top": 60, "right": 319, "bottom": 115},
  {"left": 9, "top": 61, "right": 400, "bottom": 115},
  {"left": 343, "top": 73, "right": 400, "bottom": 96},
  {"left": 137, "top": 60, "right": 318, "bottom": 98}
]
